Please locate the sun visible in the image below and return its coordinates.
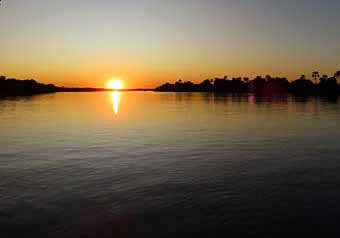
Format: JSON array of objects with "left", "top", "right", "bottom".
[{"left": 107, "top": 78, "right": 124, "bottom": 90}]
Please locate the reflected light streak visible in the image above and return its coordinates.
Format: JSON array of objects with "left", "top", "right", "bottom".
[
  {"left": 111, "top": 91, "right": 120, "bottom": 115},
  {"left": 248, "top": 94, "right": 256, "bottom": 104}
]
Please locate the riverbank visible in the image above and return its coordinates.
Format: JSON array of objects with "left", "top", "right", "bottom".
[{"left": 0, "top": 76, "right": 152, "bottom": 96}]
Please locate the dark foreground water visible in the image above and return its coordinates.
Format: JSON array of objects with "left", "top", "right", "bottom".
[{"left": 1, "top": 92, "right": 340, "bottom": 237}]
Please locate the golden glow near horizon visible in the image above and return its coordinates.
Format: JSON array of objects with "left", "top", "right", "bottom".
[{"left": 107, "top": 78, "right": 124, "bottom": 90}]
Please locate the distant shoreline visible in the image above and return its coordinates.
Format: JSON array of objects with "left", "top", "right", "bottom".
[
  {"left": 0, "top": 76, "right": 154, "bottom": 97},
  {"left": 0, "top": 89, "right": 154, "bottom": 97},
  {"left": 1, "top": 73, "right": 340, "bottom": 97},
  {"left": 57, "top": 88, "right": 153, "bottom": 93},
  {"left": 155, "top": 74, "right": 340, "bottom": 96}
]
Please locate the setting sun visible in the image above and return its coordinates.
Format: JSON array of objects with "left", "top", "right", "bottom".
[{"left": 107, "top": 79, "right": 124, "bottom": 90}]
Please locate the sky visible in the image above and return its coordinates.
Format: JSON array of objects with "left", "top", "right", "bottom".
[{"left": 0, "top": 0, "right": 340, "bottom": 88}]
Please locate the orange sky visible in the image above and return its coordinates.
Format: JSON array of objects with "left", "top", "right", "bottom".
[{"left": 1, "top": 0, "right": 339, "bottom": 89}]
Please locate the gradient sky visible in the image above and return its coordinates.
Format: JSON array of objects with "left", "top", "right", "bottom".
[{"left": 1, "top": 0, "right": 340, "bottom": 88}]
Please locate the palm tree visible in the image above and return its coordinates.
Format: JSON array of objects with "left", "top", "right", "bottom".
[
  {"left": 312, "top": 71, "right": 320, "bottom": 84},
  {"left": 299, "top": 75, "right": 306, "bottom": 80},
  {"left": 334, "top": 71, "right": 340, "bottom": 84},
  {"left": 334, "top": 71, "right": 340, "bottom": 79}
]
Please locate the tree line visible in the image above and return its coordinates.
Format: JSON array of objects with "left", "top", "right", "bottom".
[
  {"left": 2, "top": 71, "right": 340, "bottom": 96},
  {"left": 155, "top": 71, "right": 340, "bottom": 95},
  {"left": 0, "top": 76, "right": 58, "bottom": 96}
]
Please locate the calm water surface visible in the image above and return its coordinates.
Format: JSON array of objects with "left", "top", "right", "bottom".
[{"left": 1, "top": 92, "right": 340, "bottom": 237}]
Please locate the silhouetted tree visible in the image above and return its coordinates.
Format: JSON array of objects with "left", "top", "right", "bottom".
[
  {"left": 199, "top": 79, "right": 213, "bottom": 91},
  {"left": 312, "top": 71, "right": 320, "bottom": 84},
  {"left": 214, "top": 77, "right": 231, "bottom": 92},
  {"left": 249, "top": 76, "right": 266, "bottom": 94},
  {"left": 155, "top": 73, "right": 339, "bottom": 95},
  {"left": 265, "top": 75, "right": 272, "bottom": 81},
  {"left": 320, "top": 75, "right": 328, "bottom": 84},
  {"left": 299, "top": 75, "right": 306, "bottom": 80},
  {"left": 334, "top": 71, "right": 340, "bottom": 84},
  {"left": 231, "top": 78, "right": 247, "bottom": 93},
  {"left": 0, "top": 76, "right": 58, "bottom": 96},
  {"left": 290, "top": 76, "right": 314, "bottom": 95},
  {"left": 334, "top": 71, "right": 340, "bottom": 78},
  {"left": 319, "top": 76, "right": 338, "bottom": 95}
]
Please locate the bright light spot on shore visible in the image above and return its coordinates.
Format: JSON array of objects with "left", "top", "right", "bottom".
[{"left": 107, "top": 78, "right": 124, "bottom": 90}]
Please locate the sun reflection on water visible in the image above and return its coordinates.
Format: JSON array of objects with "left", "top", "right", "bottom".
[{"left": 111, "top": 91, "right": 120, "bottom": 115}]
